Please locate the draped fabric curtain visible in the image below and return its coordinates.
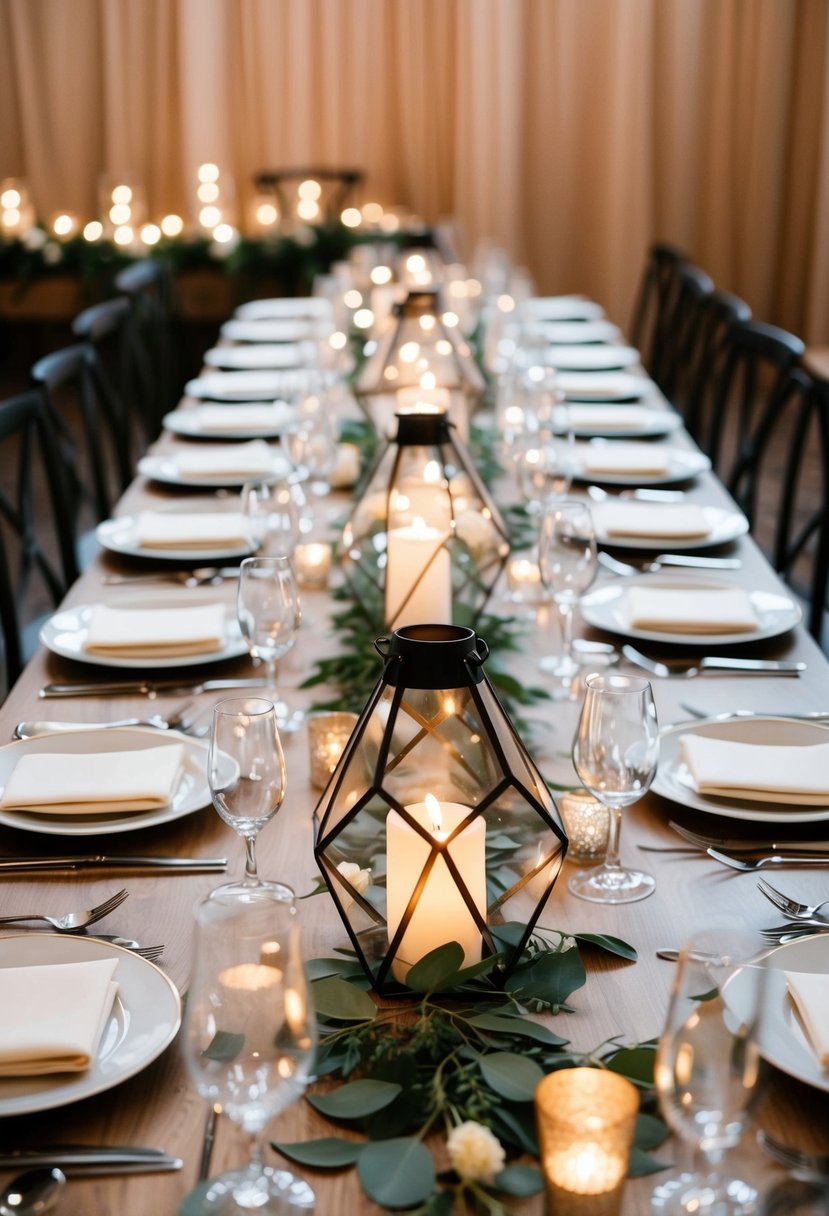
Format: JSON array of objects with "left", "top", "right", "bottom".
[{"left": 1, "top": 0, "right": 828, "bottom": 341}]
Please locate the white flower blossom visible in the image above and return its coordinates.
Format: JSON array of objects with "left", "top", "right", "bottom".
[
  {"left": 447, "top": 1121, "right": 505, "bottom": 1182},
  {"left": 559, "top": 935, "right": 576, "bottom": 952},
  {"left": 336, "top": 861, "right": 371, "bottom": 911}
]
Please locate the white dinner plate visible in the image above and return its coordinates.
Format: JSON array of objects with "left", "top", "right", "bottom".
[
  {"left": 0, "top": 727, "right": 211, "bottom": 836},
  {"left": 137, "top": 450, "right": 292, "bottom": 489},
  {"left": 162, "top": 404, "right": 295, "bottom": 442},
  {"left": 652, "top": 716, "right": 829, "bottom": 823},
  {"left": 39, "top": 593, "right": 246, "bottom": 670},
  {"left": 234, "top": 297, "right": 333, "bottom": 320},
  {"left": 220, "top": 318, "right": 320, "bottom": 343},
  {"left": 0, "top": 934, "right": 181, "bottom": 1117},
  {"left": 524, "top": 296, "right": 606, "bottom": 322},
  {"left": 592, "top": 503, "right": 748, "bottom": 550},
  {"left": 557, "top": 372, "right": 652, "bottom": 402},
  {"left": 571, "top": 441, "right": 711, "bottom": 486},
  {"left": 727, "top": 935, "right": 829, "bottom": 1093},
  {"left": 185, "top": 372, "right": 295, "bottom": 401},
  {"left": 95, "top": 511, "right": 253, "bottom": 562},
  {"left": 558, "top": 406, "right": 683, "bottom": 439},
  {"left": 582, "top": 574, "right": 802, "bottom": 646},
  {"left": 545, "top": 345, "right": 640, "bottom": 372},
  {"left": 539, "top": 319, "right": 622, "bottom": 345},
  {"left": 203, "top": 344, "right": 306, "bottom": 370}
]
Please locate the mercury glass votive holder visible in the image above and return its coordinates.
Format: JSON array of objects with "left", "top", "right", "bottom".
[
  {"left": 307, "top": 711, "right": 359, "bottom": 789},
  {"left": 535, "top": 1068, "right": 639, "bottom": 1213},
  {"left": 558, "top": 789, "right": 610, "bottom": 863},
  {"left": 294, "top": 542, "right": 332, "bottom": 590}
]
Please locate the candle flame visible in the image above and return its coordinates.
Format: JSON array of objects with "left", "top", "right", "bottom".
[
  {"left": 423, "top": 460, "right": 441, "bottom": 484},
  {"left": 412, "top": 515, "right": 428, "bottom": 535},
  {"left": 425, "top": 792, "right": 443, "bottom": 833}
]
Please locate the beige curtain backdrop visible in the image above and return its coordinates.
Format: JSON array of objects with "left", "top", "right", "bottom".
[{"left": 0, "top": 0, "right": 827, "bottom": 341}]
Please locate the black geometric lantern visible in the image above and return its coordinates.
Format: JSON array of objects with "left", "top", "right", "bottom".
[
  {"left": 342, "top": 411, "right": 510, "bottom": 631},
  {"left": 312, "top": 625, "right": 568, "bottom": 996}
]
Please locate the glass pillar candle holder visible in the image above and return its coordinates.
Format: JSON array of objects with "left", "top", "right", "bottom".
[
  {"left": 294, "top": 542, "right": 332, "bottom": 590},
  {"left": 536, "top": 1068, "right": 638, "bottom": 1213},
  {"left": 558, "top": 789, "right": 610, "bottom": 863},
  {"left": 308, "top": 711, "right": 359, "bottom": 789}
]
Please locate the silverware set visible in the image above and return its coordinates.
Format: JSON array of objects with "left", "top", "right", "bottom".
[
  {"left": 0, "top": 1145, "right": 182, "bottom": 1175},
  {"left": 758, "top": 1130, "right": 829, "bottom": 1182},
  {"left": 597, "top": 550, "right": 743, "bottom": 577},
  {"left": 641, "top": 822, "right": 829, "bottom": 873},
  {"left": 102, "top": 566, "right": 241, "bottom": 588},
  {"left": 623, "top": 644, "right": 804, "bottom": 679}
]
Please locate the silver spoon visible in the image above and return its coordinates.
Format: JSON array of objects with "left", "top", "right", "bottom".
[{"left": 0, "top": 1168, "right": 65, "bottom": 1216}]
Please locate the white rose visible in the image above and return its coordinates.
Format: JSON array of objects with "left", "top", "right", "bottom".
[
  {"left": 447, "top": 1121, "right": 505, "bottom": 1182},
  {"left": 336, "top": 861, "right": 371, "bottom": 911}
]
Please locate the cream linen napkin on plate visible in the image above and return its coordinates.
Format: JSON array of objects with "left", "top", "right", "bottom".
[
  {"left": 196, "top": 405, "right": 289, "bottom": 433},
  {"left": 563, "top": 406, "right": 654, "bottom": 431},
  {"left": 0, "top": 743, "right": 184, "bottom": 814},
  {"left": 680, "top": 735, "right": 829, "bottom": 804},
  {"left": 204, "top": 344, "right": 304, "bottom": 369},
  {"left": 556, "top": 372, "right": 647, "bottom": 400},
  {"left": 220, "top": 318, "right": 314, "bottom": 343},
  {"left": 84, "top": 602, "right": 226, "bottom": 657},
  {"left": 784, "top": 972, "right": 829, "bottom": 1065},
  {"left": 578, "top": 443, "right": 670, "bottom": 476},
  {"left": 593, "top": 501, "right": 710, "bottom": 539},
  {"left": 136, "top": 511, "right": 249, "bottom": 549},
  {"left": 186, "top": 371, "right": 287, "bottom": 400},
  {"left": 625, "top": 587, "right": 758, "bottom": 633},
  {"left": 175, "top": 440, "right": 275, "bottom": 479},
  {"left": 0, "top": 958, "right": 118, "bottom": 1074}
]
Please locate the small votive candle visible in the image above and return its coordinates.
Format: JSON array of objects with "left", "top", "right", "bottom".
[
  {"left": 308, "top": 711, "right": 358, "bottom": 789},
  {"left": 535, "top": 1068, "right": 639, "bottom": 1211},
  {"left": 293, "top": 542, "right": 332, "bottom": 590},
  {"left": 558, "top": 789, "right": 610, "bottom": 863}
]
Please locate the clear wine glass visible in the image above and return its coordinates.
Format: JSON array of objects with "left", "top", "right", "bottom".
[
  {"left": 237, "top": 555, "right": 302, "bottom": 731},
  {"left": 241, "top": 479, "right": 300, "bottom": 557},
  {"left": 208, "top": 697, "right": 291, "bottom": 898},
  {"left": 570, "top": 672, "right": 659, "bottom": 903},
  {"left": 514, "top": 429, "right": 575, "bottom": 515},
  {"left": 652, "top": 926, "right": 767, "bottom": 1215},
  {"left": 182, "top": 889, "right": 316, "bottom": 1213},
  {"left": 285, "top": 412, "right": 337, "bottom": 499},
  {"left": 538, "top": 499, "right": 597, "bottom": 678}
]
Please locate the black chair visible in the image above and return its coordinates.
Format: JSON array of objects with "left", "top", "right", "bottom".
[
  {"left": 114, "top": 257, "right": 181, "bottom": 440},
  {"left": 629, "top": 242, "right": 687, "bottom": 389},
  {"left": 658, "top": 262, "right": 714, "bottom": 404},
  {"left": 682, "top": 290, "right": 753, "bottom": 444},
  {"left": 0, "top": 390, "right": 79, "bottom": 692},
  {"left": 72, "top": 296, "right": 144, "bottom": 469}
]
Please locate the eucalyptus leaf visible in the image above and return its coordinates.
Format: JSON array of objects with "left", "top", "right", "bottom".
[
  {"left": 634, "top": 1112, "right": 670, "bottom": 1151},
  {"left": 494, "top": 1164, "right": 545, "bottom": 1196},
  {"left": 357, "top": 1137, "right": 436, "bottom": 1208},
  {"left": 312, "top": 976, "right": 376, "bottom": 1022},
  {"left": 479, "top": 1051, "right": 545, "bottom": 1101},
  {"left": 468, "top": 1013, "right": 568, "bottom": 1047},
  {"left": 306, "top": 957, "right": 365, "bottom": 981},
  {"left": 201, "top": 1030, "right": 244, "bottom": 1062},
  {"left": 628, "top": 1147, "right": 672, "bottom": 1177},
  {"left": 506, "top": 947, "right": 586, "bottom": 1008},
  {"left": 492, "top": 1105, "right": 540, "bottom": 1156},
  {"left": 575, "top": 933, "right": 638, "bottom": 962},
  {"left": 309, "top": 1078, "right": 402, "bottom": 1120},
  {"left": 606, "top": 1046, "right": 656, "bottom": 1087},
  {"left": 405, "top": 941, "right": 465, "bottom": 993},
  {"left": 271, "top": 1137, "right": 364, "bottom": 1169}
]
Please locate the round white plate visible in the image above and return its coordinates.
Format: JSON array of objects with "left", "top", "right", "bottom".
[
  {"left": 540, "top": 319, "right": 622, "bottom": 345},
  {"left": 185, "top": 372, "right": 294, "bottom": 401},
  {"left": 524, "top": 296, "right": 606, "bottom": 322},
  {"left": 0, "top": 934, "right": 181, "bottom": 1117},
  {"left": 220, "top": 318, "right": 319, "bottom": 343},
  {"left": 582, "top": 575, "right": 802, "bottom": 646},
  {"left": 137, "top": 451, "right": 293, "bottom": 489},
  {"left": 727, "top": 935, "right": 829, "bottom": 1092},
  {"left": 652, "top": 716, "right": 829, "bottom": 823},
  {"left": 234, "top": 297, "right": 333, "bottom": 321},
  {"left": 162, "top": 405, "right": 294, "bottom": 442},
  {"left": 593, "top": 504, "right": 748, "bottom": 550},
  {"left": 572, "top": 442, "right": 711, "bottom": 486},
  {"left": 545, "top": 345, "right": 640, "bottom": 371},
  {"left": 39, "top": 595, "right": 246, "bottom": 670},
  {"left": 96, "top": 511, "right": 253, "bottom": 562},
  {"left": 560, "top": 407, "right": 683, "bottom": 439},
  {"left": 0, "top": 727, "right": 211, "bottom": 836},
  {"left": 204, "top": 344, "right": 306, "bottom": 370},
  {"left": 558, "top": 372, "right": 651, "bottom": 401}
]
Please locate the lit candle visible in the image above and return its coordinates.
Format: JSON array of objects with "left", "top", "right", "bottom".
[
  {"left": 507, "top": 557, "right": 542, "bottom": 593},
  {"left": 307, "top": 711, "right": 359, "bottom": 789},
  {"left": 396, "top": 386, "right": 450, "bottom": 416},
  {"left": 384, "top": 516, "right": 452, "bottom": 629},
  {"left": 386, "top": 793, "right": 486, "bottom": 982},
  {"left": 293, "top": 542, "right": 332, "bottom": 590}
]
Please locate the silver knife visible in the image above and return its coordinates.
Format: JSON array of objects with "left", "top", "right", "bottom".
[
  {"left": 0, "top": 1146, "right": 181, "bottom": 1169},
  {"left": 103, "top": 568, "right": 242, "bottom": 586},
  {"left": 40, "top": 678, "right": 268, "bottom": 698},
  {"left": 654, "top": 554, "right": 743, "bottom": 569},
  {"left": 0, "top": 856, "right": 228, "bottom": 873},
  {"left": 641, "top": 841, "right": 829, "bottom": 854}
]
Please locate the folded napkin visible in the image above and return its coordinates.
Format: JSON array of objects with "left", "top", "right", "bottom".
[
  {"left": 562, "top": 405, "right": 654, "bottom": 431},
  {"left": 135, "top": 511, "right": 249, "bottom": 549},
  {"left": 544, "top": 345, "right": 639, "bottom": 371},
  {"left": 329, "top": 443, "right": 361, "bottom": 489},
  {"left": 541, "top": 319, "right": 621, "bottom": 344},
  {"left": 557, "top": 372, "right": 647, "bottom": 401},
  {"left": 625, "top": 587, "right": 758, "bottom": 633},
  {"left": 0, "top": 743, "right": 184, "bottom": 814},
  {"left": 680, "top": 734, "right": 829, "bottom": 804},
  {"left": 593, "top": 501, "right": 710, "bottom": 539},
  {"left": 524, "top": 295, "right": 605, "bottom": 321},
  {"left": 84, "top": 602, "right": 226, "bottom": 657},
  {"left": 186, "top": 372, "right": 286, "bottom": 401},
  {"left": 578, "top": 443, "right": 670, "bottom": 475},
  {"left": 785, "top": 971, "right": 829, "bottom": 1065},
  {"left": 0, "top": 959, "right": 119, "bottom": 1075},
  {"left": 175, "top": 440, "right": 276, "bottom": 479},
  {"left": 234, "top": 296, "right": 333, "bottom": 320},
  {"left": 196, "top": 405, "right": 290, "bottom": 433},
  {"left": 204, "top": 344, "right": 304, "bottom": 370},
  {"left": 220, "top": 318, "right": 319, "bottom": 343}
]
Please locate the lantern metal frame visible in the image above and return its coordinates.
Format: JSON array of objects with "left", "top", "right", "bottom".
[{"left": 313, "top": 624, "right": 568, "bottom": 997}]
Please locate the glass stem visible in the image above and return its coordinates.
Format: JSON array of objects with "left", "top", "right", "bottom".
[
  {"left": 558, "top": 601, "right": 574, "bottom": 663},
  {"left": 604, "top": 806, "right": 622, "bottom": 870},
  {"left": 243, "top": 835, "right": 259, "bottom": 886},
  {"left": 249, "top": 1128, "right": 267, "bottom": 1170}
]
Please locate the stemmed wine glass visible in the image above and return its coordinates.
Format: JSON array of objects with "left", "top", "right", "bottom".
[
  {"left": 182, "top": 889, "right": 316, "bottom": 1213},
  {"left": 538, "top": 499, "right": 597, "bottom": 679},
  {"left": 241, "top": 479, "right": 300, "bottom": 557},
  {"left": 652, "top": 926, "right": 767, "bottom": 1215},
  {"left": 237, "top": 555, "right": 302, "bottom": 731},
  {"left": 208, "top": 697, "right": 290, "bottom": 897},
  {"left": 570, "top": 672, "right": 659, "bottom": 903},
  {"left": 284, "top": 411, "right": 337, "bottom": 499}
]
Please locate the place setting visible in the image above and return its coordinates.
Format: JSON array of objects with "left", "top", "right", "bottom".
[
  {"left": 183, "top": 370, "right": 306, "bottom": 402},
  {"left": 161, "top": 402, "right": 296, "bottom": 441},
  {"left": 556, "top": 402, "right": 684, "bottom": 438},
  {"left": 588, "top": 496, "right": 749, "bottom": 549},
  {"left": 570, "top": 439, "right": 711, "bottom": 485},
  {"left": 137, "top": 439, "right": 294, "bottom": 488}
]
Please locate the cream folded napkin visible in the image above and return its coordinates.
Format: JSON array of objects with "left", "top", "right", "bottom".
[
  {"left": 545, "top": 345, "right": 639, "bottom": 371},
  {"left": 562, "top": 405, "right": 654, "bottom": 431},
  {"left": 557, "top": 372, "right": 647, "bottom": 400},
  {"left": 204, "top": 344, "right": 304, "bottom": 369},
  {"left": 540, "top": 319, "right": 621, "bottom": 344},
  {"left": 578, "top": 443, "right": 671, "bottom": 475},
  {"left": 175, "top": 440, "right": 276, "bottom": 479},
  {"left": 84, "top": 602, "right": 226, "bottom": 657},
  {"left": 785, "top": 971, "right": 829, "bottom": 1065},
  {"left": 136, "top": 511, "right": 250, "bottom": 549},
  {"left": 0, "top": 743, "right": 184, "bottom": 814},
  {"left": 625, "top": 587, "right": 758, "bottom": 633},
  {"left": 186, "top": 372, "right": 287, "bottom": 400},
  {"left": 220, "top": 318, "right": 318, "bottom": 343},
  {"left": 0, "top": 958, "right": 119, "bottom": 1074},
  {"left": 680, "top": 734, "right": 829, "bottom": 804},
  {"left": 196, "top": 405, "right": 290, "bottom": 433},
  {"left": 593, "top": 501, "right": 710, "bottom": 538},
  {"left": 234, "top": 296, "right": 333, "bottom": 320}
]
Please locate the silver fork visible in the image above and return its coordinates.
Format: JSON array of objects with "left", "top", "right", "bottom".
[
  {"left": 13, "top": 700, "right": 197, "bottom": 740},
  {"left": 708, "top": 849, "right": 829, "bottom": 871},
  {"left": 0, "top": 888, "right": 128, "bottom": 932},
  {"left": 598, "top": 551, "right": 743, "bottom": 577},
  {"left": 758, "top": 1130, "right": 829, "bottom": 1179},
  {"left": 760, "top": 922, "right": 829, "bottom": 942},
  {"left": 757, "top": 879, "right": 829, "bottom": 922},
  {"left": 102, "top": 567, "right": 239, "bottom": 587},
  {"left": 622, "top": 644, "right": 804, "bottom": 679}
]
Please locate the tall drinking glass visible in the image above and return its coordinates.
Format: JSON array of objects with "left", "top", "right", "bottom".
[
  {"left": 570, "top": 673, "right": 659, "bottom": 903},
  {"left": 241, "top": 479, "right": 300, "bottom": 558},
  {"left": 237, "top": 555, "right": 302, "bottom": 730},
  {"left": 182, "top": 890, "right": 316, "bottom": 1212},
  {"left": 538, "top": 499, "right": 597, "bottom": 678}
]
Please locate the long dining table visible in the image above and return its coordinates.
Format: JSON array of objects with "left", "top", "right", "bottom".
[{"left": 1, "top": 301, "right": 828, "bottom": 1216}]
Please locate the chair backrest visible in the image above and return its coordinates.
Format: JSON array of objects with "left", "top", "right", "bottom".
[
  {"left": 114, "top": 257, "right": 180, "bottom": 440},
  {"left": 683, "top": 290, "right": 753, "bottom": 443},
  {"left": 73, "top": 296, "right": 143, "bottom": 466},
  {"left": 629, "top": 242, "right": 687, "bottom": 387},
  {"left": 658, "top": 262, "right": 715, "bottom": 404},
  {"left": 0, "top": 390, "right": 79, "bottom": 690}
]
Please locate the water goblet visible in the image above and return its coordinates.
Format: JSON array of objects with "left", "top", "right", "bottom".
[
  {"left": 241, "top": 479, "right": 300, "bottom": 557},
  {"left": 570, "top": 672, "right": 659, "bottom": 903},
  {"left": 182, "top": 889, "right": 316, "bottom": 1212},
  {"left": 514, "top": 428, "right": 575, "bottom": 515},
  {"left": 538, "top": 498, "right": 597, "bottom": 679},
  {"left": 285, "top": 411, "right": 337, "bottom": 499},
  {"left": 237, "top": 555, "right": 302, "bottom": 730}
]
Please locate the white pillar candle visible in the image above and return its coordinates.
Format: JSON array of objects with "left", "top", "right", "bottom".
[
  {"left": 386, "top": 794, "right": 486, "bottom": 983},
  {"left": 396, "top": 386, "right": 451, "bottom": 416},
  {"left": 385, "top": 516, "right": 452, "bottom": 629}
]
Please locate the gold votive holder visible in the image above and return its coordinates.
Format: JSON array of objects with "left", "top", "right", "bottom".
[
  {"left": 307, "top": 711, "right": 358, "bottom": 789},
  {"left": 535, "top": 1068, "right": 639, "bottom": 1213},
  {"left": 294, "top": 542, "right": 332, "bottom": 590},
  {"left": 558, "top": 789, "right": 611, "bottom": 863}
]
